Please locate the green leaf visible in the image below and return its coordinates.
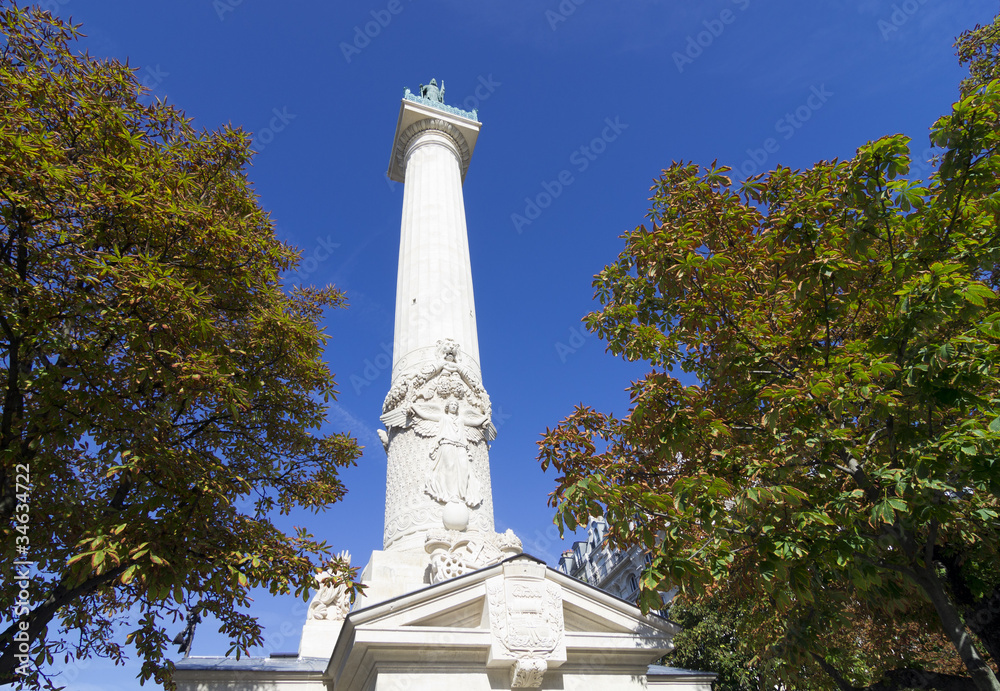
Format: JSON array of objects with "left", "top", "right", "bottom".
[{"left": 963, "top": 282, "right": 997, "bottom": 306}]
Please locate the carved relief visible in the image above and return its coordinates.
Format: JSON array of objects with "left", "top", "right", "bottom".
[
  {"left": 381, "top": 339, "right": 496, "bottom": 511},
  {"left": 486, "top": 570, "right": 566, "bottom": 688},
  {"left": 382, "top": 423, "right": 495, "bottom": 549},
  {"left": 382, "top": 340, "right": 493, "bottom": 427},
  {"left": 306, "top": 551, "right": 352, "bottom": 622},
  {"left": 424, "top": 529, "right": 523, "bottom": 584}
]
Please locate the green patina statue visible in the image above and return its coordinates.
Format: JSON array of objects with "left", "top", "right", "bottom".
[{"left": 419, "top": 78, "right": 445, "bottom": 104}]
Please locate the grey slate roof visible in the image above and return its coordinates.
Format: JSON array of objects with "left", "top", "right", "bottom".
[
  {"left": 647, "top": 664, "right": 719, "bottom": 679},
  {"left": 174, "top": 656, "right": 327, "bottom": 673}
]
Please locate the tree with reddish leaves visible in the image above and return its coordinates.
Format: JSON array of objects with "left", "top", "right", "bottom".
[{"left": 540, "top": 18, "right": 1000, "bottom": 691}]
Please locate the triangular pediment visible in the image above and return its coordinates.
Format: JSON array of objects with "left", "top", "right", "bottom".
[
  {"left": 339, "top": 554, "right": 677, "bottom": 637},
  {"left": 559, "top": 578, "right": 676, "bottom": 637},
  {"left": 405, "top": 594, "right": 486, "bottom": 628},
  {"left": 325, "top": 555, "right": 681, "bottom": 691},
  {"left": 563, "top": 597, "right": 644, "bottom": 634}
]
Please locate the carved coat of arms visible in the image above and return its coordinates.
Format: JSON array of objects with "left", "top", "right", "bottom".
[{"left": 486, "top": 565, "right": 566, "bottom": 688}]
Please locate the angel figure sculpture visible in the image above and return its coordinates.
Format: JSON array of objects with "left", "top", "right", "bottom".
[{"left": 411, "top": 399, "right": 489, "bottom": 508}]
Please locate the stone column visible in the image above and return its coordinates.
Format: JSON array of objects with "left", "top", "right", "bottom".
[
  {"left": 392, "top": 125, "right": 481, "bottom": 382},
  {"left": 380, "top": 95, "right": 495, "bottom": 554}
]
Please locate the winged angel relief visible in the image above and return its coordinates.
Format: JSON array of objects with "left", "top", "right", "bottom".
[{"left": 379, "top": 339, "right": 496, "bottom": 509}]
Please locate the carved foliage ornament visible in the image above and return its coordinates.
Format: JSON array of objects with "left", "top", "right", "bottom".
[
  {"left": 424, "top": 529, "right": 523, "bottom": 585},
  {"left": 306, "top": 551, "right": 352, "bottom": 622}
]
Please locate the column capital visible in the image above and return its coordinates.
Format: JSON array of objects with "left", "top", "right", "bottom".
[{"left": 388, "top": 98, "right": 481, "bottom": 183}]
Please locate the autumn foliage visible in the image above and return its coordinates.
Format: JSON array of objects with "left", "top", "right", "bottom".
[
  {"left": 540, "top": 19, "right": 1000, "bottom": 691},
  {"left": 0, "top": 7, "right": 360, "bottom": 688}
]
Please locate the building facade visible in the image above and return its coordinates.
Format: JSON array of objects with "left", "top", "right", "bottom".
[{"left": 557, "top": 517, "right": 675, "bottom": 612}]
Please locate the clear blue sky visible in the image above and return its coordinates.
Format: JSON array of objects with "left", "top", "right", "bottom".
[{"left": 29, "top": 0, "right": 997, "bottom": 687}]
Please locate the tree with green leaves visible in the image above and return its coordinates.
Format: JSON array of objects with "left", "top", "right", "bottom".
[
  {"left": 660, "top": 594, "right": 763, "bottom": 691},
  {"left": 540, "top": 19, "right": 1000, "bottom": 691},
  {"left": 0, "top": 7, "right": 360, "bottom": 688}
]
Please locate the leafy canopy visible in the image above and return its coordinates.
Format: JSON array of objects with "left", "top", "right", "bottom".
[
  {"left": 0, "top": 7, "right": 360, "bottom": 688},
  {"left": 540, "top": 25, "right": 1000, "bottom": 691}
]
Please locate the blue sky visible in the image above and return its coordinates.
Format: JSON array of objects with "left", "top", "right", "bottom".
[{"left": 28, "top": 0, "right": 998, "bottom": 687}]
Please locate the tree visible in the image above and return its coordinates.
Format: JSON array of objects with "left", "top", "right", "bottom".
[
  {"left": 661, "top": 594, "right": 763, "bottom": 691},
  {"left": 0, "top": 7, "right": 361, "bottom": 688},
  {"left": 539, "top": 21, "right": 1000, "bottom": 691}
]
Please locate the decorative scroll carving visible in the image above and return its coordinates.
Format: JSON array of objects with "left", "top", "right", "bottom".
[
  {"left": 381, "top": 339, "right": 495, "bottom": 510},
  {"left": 424, "top": 529, "right": 522, "bottom": 585},
  {"left": 306, "top": 551, "right": 352, "bottom": 622},
  {"left": 511, "top": 658, "right": 547, "bottom": 688}
]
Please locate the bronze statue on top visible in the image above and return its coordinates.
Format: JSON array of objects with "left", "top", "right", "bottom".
[{"left": 420, "top": 78, "right": 445, "bottom": 104}]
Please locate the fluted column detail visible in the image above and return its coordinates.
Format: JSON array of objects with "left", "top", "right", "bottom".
[{"left": 392, "top": 128, "right": 481, "bottom": 381}]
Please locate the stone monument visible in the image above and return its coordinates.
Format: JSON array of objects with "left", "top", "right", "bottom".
[
  {"left": 347, "top": 78, "right": 525, "bottom": 613},
  {"left": 173, "top": 81, "right": 716, "bottom": 691}
]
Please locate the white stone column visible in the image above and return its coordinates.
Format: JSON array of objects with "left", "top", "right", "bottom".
[
  {"left": 379, "top": 97, "right": 498, "bottom": 555},
  {"left": 392, "top": 127, "right": 480, "bottom": 381}
]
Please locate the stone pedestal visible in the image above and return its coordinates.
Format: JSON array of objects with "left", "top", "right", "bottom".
[
  {"left": 355, "top": 548, "right": 430, "bottom": 606},
  {"left": 298, "top": 620, "right": 344, "bottom": 659}
]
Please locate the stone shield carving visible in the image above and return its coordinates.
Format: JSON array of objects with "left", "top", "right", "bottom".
[{"left": 486, "top": 563, "right": 566, "bottom": 688}]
